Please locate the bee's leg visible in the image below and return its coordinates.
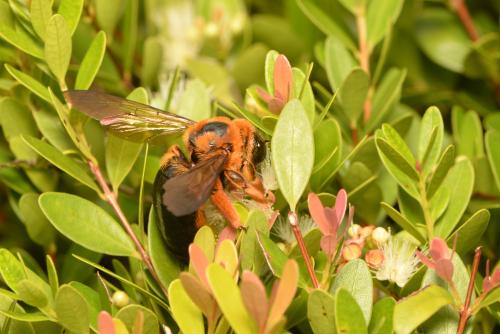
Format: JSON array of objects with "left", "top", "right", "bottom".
[{"left": 210, "top": 179, "right": 242, "bottom": 229}]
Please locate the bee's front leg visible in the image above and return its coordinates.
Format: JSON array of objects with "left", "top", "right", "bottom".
[{"left": 210, "top": 179, "right": 242, "bottom": 230}]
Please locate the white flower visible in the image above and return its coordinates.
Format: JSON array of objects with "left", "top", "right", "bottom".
[
  {"left": 271, "top": 215, "right": 316, "bottom": 244},
  {"left": 259, "top": 153, "right": 278, "bottom": 192},
  {"left": 375, "top": 237, "right": 419, "bottom": 287}
]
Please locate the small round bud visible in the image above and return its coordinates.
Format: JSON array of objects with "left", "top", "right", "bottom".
[
  {"left": 342, "top": 243, "right": 362, "bottom": 261},
  {"left": 365, "top": 249, "right": 384, "bottom": 268},
  {"left": 348, "top": 224, "right": 361, "bottom": 238},
  {"left": 372, "top": 227, "right": 390, "bottom": 245},
  {"left": 112, "top": 291, "right": 129, "bottom": 308},
  {"left": 360, "top": 225, "right": 375, "bottom": 239},
  {"left": 230, "top": 13, "right": 245, "bottom": 34}
]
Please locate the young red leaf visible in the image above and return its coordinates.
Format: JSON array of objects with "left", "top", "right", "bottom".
[
  {"left": 180, "top": 272, "right": 219, "bottom": 321},
  {"left": 273, "top": 55, "right": 292, "bottom": 103},
  {"left": 188, "top": 244, "right": 210, "bottom": 289},
  {"left": 240, "top": 271, "right": 269, "bottom": 332},
  {"left": 334, "top": 189, "right": 348, "bottom": 223},
  {"left": 308, "top": 192, "right": 330, "bottom": 235},
  {"left": 98, "top": 311, "right": 116, "bottom": 334},
  {"left": 267, "top": 260, "right": 299, "bottom": 330}
]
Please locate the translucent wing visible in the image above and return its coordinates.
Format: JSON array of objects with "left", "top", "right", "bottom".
[
  {"left": 162, "top": 154, "right": 227, "bottom": 216},
  {"left": 64, "top": 90, "right": 195, "bottom": 143}
]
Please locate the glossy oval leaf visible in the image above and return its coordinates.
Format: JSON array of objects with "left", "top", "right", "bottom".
[
  {"left": 178, "top": 79, "right": 211, "bottom": 121},
  {"left": 393, "top": 285, "right": 453, "bottom": 334},
  {"left": 307, "top": 289, "right": 336, "bottom": 334},
  {"left": 168, "top": 279, "right": 204, "bottom": 334},
  {"left": 55, "top": 285, "right": 89, "bottom": 334},
  {"left": 22, "top": 135, "right": 99, "bottom": 192},
  {"left": 485, "top": 130, "right": 500, "bottom": 192},
  {"left": 335, "top": 288, "right": 368, "bottom": 334},
  {"left": 324, "top": 35, "right": 356, "bottom": 91},
  {"left": 30, "top": 0, "right": 52, "bottom": 40},
  {"left": 45, "top": 14, "right": 72, "bottom": 84},
  {"left": 368, "top": 297, "right": 395, "bottom": 334},
  {"left": 271, "top": 99, "right": 314, "bottom": 211},
  {"left": 116, "top": 304, "right": 159, "bottom": 334},
  {"left": 39, "top": 192, "right": 136, "bottom": 257},
  {"left": 426, "top": 145, "right": 455, "bottom": 199},
  {"left": 418, "top": 106, "right": 444, "bottom": 176},
  {"left": 19, "top": 193, "right": 56, "bottom": 247},
  {"left": 207, "top": 264, "right": 257, "bottom": 334},
  {"left": 448, "top": 209, "right": 489, "bottom": 254},
  {"left": 331, "top": 259, "right": 372, "bottom": 324},
  {"left": 367, "top": 0, "right": 403, "bottom": 48},
  {"left": 339, "top": 68, "right": 369, "bottom": 124},
  {"left": 75, "top": 31, "right": 106, "bottom": 90},
  {"left": 4, "top": 64, "right": 51, "bottom": 103},
  {"left": 57, "top": 0, "right": 84, "bottom": 35}
]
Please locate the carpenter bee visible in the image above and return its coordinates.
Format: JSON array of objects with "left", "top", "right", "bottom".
[{"left": 64, "top": 90, "right": 274, "bottom": 262}]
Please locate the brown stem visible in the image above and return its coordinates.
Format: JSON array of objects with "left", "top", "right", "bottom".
[
  {"left": 289, "top": 212, "right": 319, "bottom": 288},
  {"left": 450, "top": 0, "right": 479, "bottom": 41},
  {"left": 457, "top": 247, "right": 482, "bottom": 334},
  {"left": 88, "top": 160, "right": 169, "bottom": 298},
  {"left": 356, "top": 9, "right": 372, "bottom": 124}
]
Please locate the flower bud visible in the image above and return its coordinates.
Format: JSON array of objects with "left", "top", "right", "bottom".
[
  {"left": 372, "top": 227, "right": 390, "bottom": 245},
  {"left": 348, "top": 224, "right": 361, "bottom": 238},
  {"left": 365, "top": 249, "right": 384, "bottom": 268},
  {"left": 204, "top": 21, "right": 219, "bottom": 37},
  {"left": 342, "top": 243, "right": 362, "bottom": 261},
  {"left": 112, "top": 291, "right": 129, "bottom": 308}
]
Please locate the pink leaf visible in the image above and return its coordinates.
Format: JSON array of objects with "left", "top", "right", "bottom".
[
  {"left": 482, "top": 267, "right": 500, "bottom": 292},
  {"left": 320, "top": 235, "right": 337, "bottom": 258},
  {"left": 268, "top": 97, "right": 285, "bottom": 114},
  {"left": 435, "top": 258, "right": 454, "bottom": 282},
  {"left": 415, "top": 250, "right": 436, "bottom": 269},
  {"left": 334, "top": 189, "right": 348, "bottom": 224},
  {"left": 189, "top": 244, "right": 210, "bottom": 289},
  {"left": 240, "top": 271, "right": 269, "bottom": 331},
  {"left": 429, "top": 238, "right": 450, "bottom": 261},
  {"left": 273, "top": 55, "right": 292, "bottom": 103},
  {"left": 323, "top": 208, "right": 338, "bottom": 235},
  {"left": 308, "top": 193, "right": 329, "bottom": 235},
  {"left": 98, "top": 311, "right": 115, "bottom": 334},
  {"left": 256, "top": 87, "right": 272, "bottom": 104},
  {"left": 267, "top": 260, "right": 298, "bottom": 329}
]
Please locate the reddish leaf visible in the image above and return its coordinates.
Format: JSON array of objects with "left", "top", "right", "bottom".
[
  {"left": 98, "top": 311, "right": 116, "bottom": 334},
  {"left": 435, "top": 258, "right": 454, "bottom": 282},
  {"left": 429, "top": 238, "right": 450, "bottom": 261},
  {"left": 240, "top": 271, "right": 269, "bottom": 331},
  {"left": 273, "top": 55, "right": 292, "bottom": 103},
  {"left": 416, "top": 250, "right": 436, "bottom": 269},
  {"left": 256, "top": 87, "right": 272, "bottom": 104},
  {"left": 320, "top": 235, "right": 337, "bottom": 257},
  {"left": 180, "top": 272, "right": 219, "bottom": 321},
  {"left": 267, "top": 260, "right": 298, "bottom": 330},
  {"left": 132, "top": 311, "right": 144, "bottom": 334},
  {"left": 268, "top": 97, "right": 285, "bottom": 114},
  {"left": 323, "top": 207, "right": 338, "bottom": 235},
  {"left": 308, "top": 193, "right": 330, "bottom": 235},
  {"left": 483, "top": 267, "right": 500, "bottom": 292},
  {"left": 334, "top": 189, "right": 348, "bottom": 223},
  {"left": 189, "top": 244, "right": 210, "bottom": 289}
]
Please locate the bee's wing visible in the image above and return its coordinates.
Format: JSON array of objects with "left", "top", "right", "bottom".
[
  {"left": 162, "top": 154, "right": 227, "bottom": 216},
  {"left": 64, "top": 90, "right": 195, "bottom": 143}
]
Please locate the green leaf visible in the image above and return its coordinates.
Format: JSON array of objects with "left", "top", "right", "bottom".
[
  {"left": 122, "top": 0, "right": 138, "bottom": 73},
  {"left": 393, "top": 285, "right": 453, "bottom": 334},
  {"left": 192, "top": 226, "right": 216, "bottom": 262},
  {"left": 116, "top": 304, "right": 159, "bottom": 334},
  {"left": 30, "top": 0, "right": 52, "bottom": 40},
  {"left": 338, "top": 0, "right": 366, "bottom": 14},
  {"left": 0, "top": 249, "right": 53, "bottom": 302},
  {"left": 141, "top": 36, "right": 163, "bottom": 88},
  {"left": 69, "top": 282, "right": 101, "bottom": 331},
  {"left": 485, "top": 130, "right": 500, "bottom": 192},
  {"left": 75, "top": 31, "right": 106, "bottom": 90},
  {"left": 168, "top": 279, "right": 204, "bottom": 334},
  {"left": 447, "top": 209, "right": 489, "bottom": 254},
  {"left": 292, "top": 67, "right": 315, "bottom": 124},
  {"left": 381, "top": 203, "right": 426, "bottom": 244},
  {"left": 105, "top": 132, "right": 142, "bottom": 191},
  {"left": 16, "top": 280, "right": 48, "bottom": 309},
  {"left": 4, "top": 64, "right": 51, "bottom": 103},
  {"left": 426, "top": 145, "right": 455, "bottom": 199},
  {"left": 367, "top": 0, "right": 403, "bottom": 49},
  {"left": 0, "top": 309, "right": 48, "bottom": 323},
  {"left": 46, "top": 255, "right": 59, "bottom": 296},
  {"left": 271, "top": 99, "right": 314, "bottom": 211},
  {"left": 418, "top": 107, "right": 444, "bottom": 176},
  {"left": 340, "top": 68, "right": 369, "bottom": 124},
  {"left": 148, "top": 208, "right": 180, "bottom": 288},
  {"left": 310, "top": 118, "right": 342, "bottom": 191},
  {"left": 454, "top": 109, "right": 484, "bottom": 160},
  {"left": 19, "top": 193, "right": 56, "bottom": 247},
  {"left": 434, "top": 157, "right": 474, "bottom": 238},
  {"left": 368, "top": 297, "right": 395, "bottom": 334},
  {"left": 55, "top": 285, "right": 89, "bottom": 334},
  {"left": 0, "top": 2, "right": 44, "bottom": 58},
  {"left": 32, "top": 107, "right": 75, "bottom": 152},
  {"left": 366, "top": 68, "right": 406, "bottom": 132},
  {"left": 22, "top": 136, "right": 99, "bottom": 191},
  {"left": 296, "top": 0, "right": 355, "bottom": 50},
  {"left": 264, "top": 50, "right": 279, "bottom": 94},
  {"left": 0, "top": 98, "right": 38, "bottom": 141},
  {"left": 57, "top": 0, "right": 83, "bottom": 35},
  {"left": 207, "top": 264, "right": 257, "bottom": 334},
  {"left": 415, "top": 8, "right": 471, "bottom": 73},
  {"left": 178, "top": 79, "right": 211, "bottom": 121},
  {"left": 324, "top": 35, "right": 356, "bottom": 91},
  {"left": 307, "top": 289, "right": 336, "bottom": 334},
  {"left": 39, "top": 192, "right": 136, "bottom": 257},
  {"left": 240, "top": 210, "right": 269, "bottom": 271},
  {"left": 95, "top": 0, "right": 123, "bottom": 38},
  {"left": 45, "top": 14, "right": 72, "bottom": 84},
  {"left": 375, "top": 134, "right": 419, "bottom": 199},
  {"left": 334, "top": 288, "right": 368, "bottom": 334},
  {"left": 473, "top": 287, "right": 500, "bottom": 314},
  {"left": 331, "top": 259, "right": 372, "bottom": 324}
]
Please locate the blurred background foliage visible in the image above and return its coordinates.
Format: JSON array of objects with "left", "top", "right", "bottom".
[{"left": 0, "top": 0, "right": 499, "bottom": 333}]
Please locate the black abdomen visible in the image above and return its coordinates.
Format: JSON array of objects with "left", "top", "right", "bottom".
[{"left": 153, "top": 167, "right": 198, "bottom": 263}]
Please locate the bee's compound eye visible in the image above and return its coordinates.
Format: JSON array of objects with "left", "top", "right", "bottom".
[{"left": 252, "top": 134, "right": 266, "bottom": 164}]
